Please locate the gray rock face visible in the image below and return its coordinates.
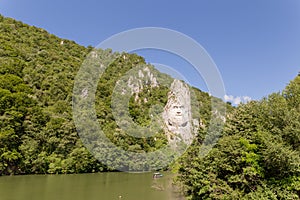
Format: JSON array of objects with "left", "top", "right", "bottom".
[
  {"left": 162, "top": 79, "right": 198, "bottom": 146},
  {"left": 115, "top": 66, "right": 199, "bottom": 147},
  {"left": 126, "top": 67, "right": 158, "bottom": 101}
]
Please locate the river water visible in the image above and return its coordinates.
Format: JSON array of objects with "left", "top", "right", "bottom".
[{"left": 0, "top": 172, "right": 185, "bottom": 200}]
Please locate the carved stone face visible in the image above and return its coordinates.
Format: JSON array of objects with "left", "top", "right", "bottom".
[
  {"left": 163, "top": 79, "right": 192, "bottom": 129},
  {"left": 162, "top": 79, "right": 195, "bottom": 146},
  {"left": 171, "top": 105, "right": 184, "bottom": 116},
  {"left": 167, "top": 101, "right": 189, "bottom": 127}
]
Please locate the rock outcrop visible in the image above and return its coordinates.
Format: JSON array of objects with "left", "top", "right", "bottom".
[
  {"left": 162, "top": 79, "right": 198, "bottom": 146},
  {"left": 126, "top": 66, "right": 158, "bottom": 100},
  {"left": 116, "top": 66, "right": 199, "bottom": 147}
]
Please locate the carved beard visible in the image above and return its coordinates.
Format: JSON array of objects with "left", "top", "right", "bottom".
[{"left": 168, "top": 118, "right": 188, "bottom": 127}]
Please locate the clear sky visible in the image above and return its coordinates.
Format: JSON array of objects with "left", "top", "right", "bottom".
[{"left": 1, "top": 0, "right": 300, "bottom": 104}]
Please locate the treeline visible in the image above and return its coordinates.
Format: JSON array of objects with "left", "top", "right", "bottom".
[
  {"left": 0, "top": 15, "right": 215, "bottom": 174},
  {"left": 0, "top": 15, "right": 102, "bottom": 175},
  {"left": 2, "top": 14, "right": 298, "bottom": 199},
  {"left": 177, "top": 74, "right": 300, "bottom": 199}
]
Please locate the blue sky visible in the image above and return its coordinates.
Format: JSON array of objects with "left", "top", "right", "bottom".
[{"left": 1, "top": 0, "right": 300, "bottom": 104}]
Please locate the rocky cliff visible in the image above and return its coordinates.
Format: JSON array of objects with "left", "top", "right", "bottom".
[
  {"left": 162, "top": 79, "right": 199, "bottom": 147},
  {"left": 115, "top": 65, "right": 200, "bottom": 147}
]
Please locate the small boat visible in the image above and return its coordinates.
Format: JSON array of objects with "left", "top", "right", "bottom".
[{"left": 152, "top": 172, "right": 163, "bottom": 178}]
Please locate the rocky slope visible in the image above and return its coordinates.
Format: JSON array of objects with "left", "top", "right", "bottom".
[{"left": 0, "top": 15, "right": 216, "bottom": 174}]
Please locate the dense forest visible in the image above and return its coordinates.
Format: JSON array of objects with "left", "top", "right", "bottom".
[
  {"left": 0, "top": 15, "right": 214, "bottom": 174},
  {"left": 176, "top": 74, "right": 300, "bottom": 199},
  {"left": 1, "top": 15, "right": 299, "bottom": 199}
]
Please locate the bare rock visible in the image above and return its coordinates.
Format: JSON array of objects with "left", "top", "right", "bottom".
[{"left": 162, "top": 79, "right": 197, "bottom": 146}]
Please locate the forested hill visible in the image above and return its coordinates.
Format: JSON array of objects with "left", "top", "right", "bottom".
[
  {"left": 177, "top": 73, "right": 300, "bottom": 199},
  {"left": 2, "top": 14, "right": 299, "bottom": 199},
  {"left": 0, "top": 15, "right": 217, "bottom": 175},
  {"left": 0, "top": 15, "right": 99, "bottom": 175}
]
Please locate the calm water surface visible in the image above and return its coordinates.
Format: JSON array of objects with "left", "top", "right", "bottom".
[{"left": 0, "top": 172, "right": 185, "bottom": 200}]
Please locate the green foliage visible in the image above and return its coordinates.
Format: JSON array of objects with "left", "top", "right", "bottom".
[
  {"left": 129, "top": 85, "right": 169, "bottom": 126},
  {"left": 0, "top": 15, "right": 214, "bottom": 174},
  {"left": 1, "top": 12, "right": 300, "bottom": 200},
  {"left": 176, "top": 75, "right": 300, "bottom": 199},
  {"left": 0, "top": 15, "right": 102, "bottom": 175}
]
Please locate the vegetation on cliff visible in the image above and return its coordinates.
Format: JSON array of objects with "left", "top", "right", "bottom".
[
  {"left": 1, "top": 14, "right": 299, "bottom": 199},
  {"left": 0, "top": 15, "right": 213, "bottom": 174}
]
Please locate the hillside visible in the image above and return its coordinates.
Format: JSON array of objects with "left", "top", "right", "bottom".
[
  {"left": 177, "top": 74, "right": 300, "bottom": 199},
  {"left": 2, "top": 14, "right": 299, "bottom": 200},
  {"left": 0, "top": 15, "right": 217, "bottom": 174}
]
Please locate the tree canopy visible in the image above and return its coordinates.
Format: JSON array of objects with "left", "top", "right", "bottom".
[
  {"left": 0, "top": 15, "right": 214, "bottom": 174},
  {"left": 1, "top": 14, "right": 299, "bottom": 200},
  {"left": 176, "top": 74, "right": 300, "bottom": 199}
]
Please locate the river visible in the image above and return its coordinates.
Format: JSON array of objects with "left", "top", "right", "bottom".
[{"left": 0, "top": 172, "right": 185, "bottom": 200}]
